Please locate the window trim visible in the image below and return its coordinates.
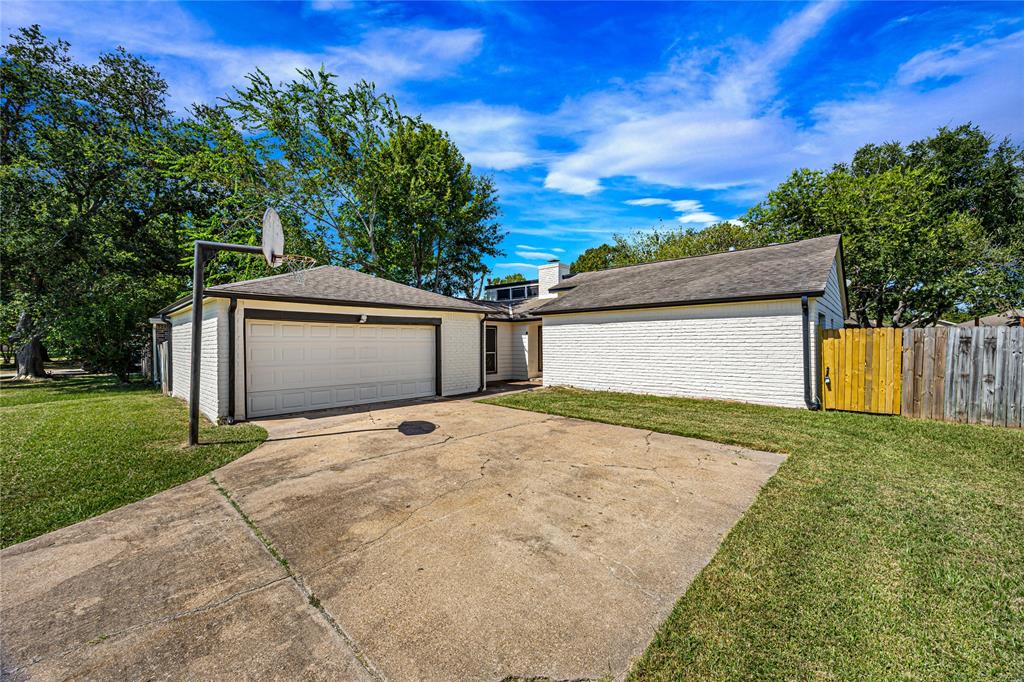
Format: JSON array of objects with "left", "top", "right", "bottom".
[{"left": 485, "top": 325, "right": 498, "bottom": 375}]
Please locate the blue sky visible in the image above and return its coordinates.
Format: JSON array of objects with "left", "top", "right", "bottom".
[{"left": 4, "top": 1, "right": 1022, "bottom": 277}]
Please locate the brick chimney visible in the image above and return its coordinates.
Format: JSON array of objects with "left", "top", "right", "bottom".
[{"left": 537, "top": 259, "right": 570, "bottom": 299}]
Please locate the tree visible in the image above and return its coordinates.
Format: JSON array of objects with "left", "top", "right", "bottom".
[
  {"left": 219, "top": 71, "right": 402, "bottom": 275},
  {"left": 164, "top": 104, "right": 331, "bottom": 288},
  {"left": 570, "top": 222, "right": 769, "bottom": 273},
  {"left": 746, "top": 167, "right": 988, "bottom": 327},
  {"left": 488, "top": 273, "right": 526, "bottom": 285},
  {"left": 1, "top": 27, "right": 193, "bottom": 380},
  {"left": 216, "top": 70, "right": 503, "bottom": 295},
  {"left": 376, "top": 120, "right": 502, "bottom": 295},
  {"left": 844, "top": 124, "right": 1024, "bottom": 318},
  {"left": 570, "top": 243, "right": 629, "bottom": 273}
]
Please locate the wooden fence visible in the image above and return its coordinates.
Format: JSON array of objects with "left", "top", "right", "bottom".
[
  {"left": 820, "top": 326, "right": 1023, "bottom": 428},
  {"left": 820, "top": 328, "right": 902, "bottom": 414},
  {"left": 902, "top": 327, "right": 1023, "bottom": 427}
]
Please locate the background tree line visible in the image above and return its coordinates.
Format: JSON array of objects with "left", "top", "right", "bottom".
[
  {"left": 1, "top": 27, "right": 503, "bottom": 380},
  {"left": 572, "top": 125, "right": 1023, "bottom": 328}
]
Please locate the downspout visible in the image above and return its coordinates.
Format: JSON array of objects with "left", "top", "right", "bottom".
[
  {"left": 479, "top": 317, "right": 485, "bottom": 391},
  {"left": 801, "top": 295, "right": 821, "bottom": 410},
  {"left": 226, "top": 297, "right": 237, "bottom": 424},
  {"left": 161, "top": 314, "right": 172, "bottom": 394}
]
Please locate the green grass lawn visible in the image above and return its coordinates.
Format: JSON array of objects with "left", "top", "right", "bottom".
[
  {"left": 485, "top": 388, "right": 1024, "bottom": 681},
  {"left": 1, "top": 375, "right": 266, "bottom": 548}
]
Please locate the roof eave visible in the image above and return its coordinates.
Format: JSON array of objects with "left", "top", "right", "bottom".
[
  {"left": 158, "top": 291, "right": 489, "bottom": 316},
  {"left": 536, "top": 290, "right": 828, "bottom": 316}
]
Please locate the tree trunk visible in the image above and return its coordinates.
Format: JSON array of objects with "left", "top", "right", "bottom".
[{"left": 14, "top": 336, "right": 48, "bottom": 379}]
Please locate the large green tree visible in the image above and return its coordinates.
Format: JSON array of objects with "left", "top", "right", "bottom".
[
  {"left": 746, "top": 167, "right": 988, "bottom": 327},
  {"left": 1, "top": 27, "right": 192, "bottom": 380},
  {"left": 570, "top": 222, "right": 770, "bottom": 274},
  {"left": 377, "top": 120, "right": 501, "bottom": 296},
  {"left": 211, "top": 69, "right": 503, "bottom": 290}
]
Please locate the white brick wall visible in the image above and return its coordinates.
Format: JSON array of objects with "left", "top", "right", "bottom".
[
  {"left": 542, "top": 299, "right": 811, "bottom": 409},
  {"left": 169, "top": 299, "right": 227, "bottom": 422},
  {"left": 538, "top": 262, "right": 570, "bottom": 298}
]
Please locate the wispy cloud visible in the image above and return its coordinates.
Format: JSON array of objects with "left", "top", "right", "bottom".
[
  {"left": 425, "top": 101, "right": 539, "bottom": 170},
  {"left": 538, "top": 3, "right": 1022, "bottom": 203},
  {"left": 514, "top": 250, "right": 560, "bottom": 261},
  {"left": 1, "top": 2, "right": 483, "bottom": 111},
  {"left": 625, "top": 198, "right": 721, "bottom": 225},
  {"left": 494, "top": 262, "right": 540, "bottom": 270},
  {"left": 516, "top": 244, "right": 564, "bottom": 252}
]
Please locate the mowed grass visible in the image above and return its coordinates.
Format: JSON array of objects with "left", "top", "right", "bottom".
[
  {"left": 1, "top": 375, "right": 266, "bottom": 548},
  {"left": 484, "top": 388, "right": 1024, "bottom": 681}
]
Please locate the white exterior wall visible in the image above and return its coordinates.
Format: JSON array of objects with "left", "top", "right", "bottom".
[
  {"left": 169, "top": 299, "right": 228, "bottom": 423},
  {"left": 487, "top": 322, "right": 531, "bottom": 381},
  {"left": 817, "top": 258, "right": 846, "bottom": 329},
  {"left": 542, "top": 299, "right": 812, "bottom": 409},
  {"left": 230, "top": 299, "right": 483, "bottom": 420}
]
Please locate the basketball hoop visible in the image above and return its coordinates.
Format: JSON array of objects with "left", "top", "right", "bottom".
[{"left": 277, "top": 254, "right": 317, "bottom": 284}]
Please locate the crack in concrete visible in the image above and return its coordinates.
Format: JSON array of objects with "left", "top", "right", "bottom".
[
  {"left": 586, "top": 548, "right": 664, "bottom": 602},
  {"left": 3, "top": 575, "right": 293, "bottom": 676},
  {"left": 253, "top": 417, "right": 557, "bottom": 492},
  {"left": 210, "top": 476, "right": 387, "bottom": 682},
  {"left": 540, "top": 457, "right": 677, "bottom": 489},
  {"left": 306, "top": 456, "right": 494, "bottom": 578}
]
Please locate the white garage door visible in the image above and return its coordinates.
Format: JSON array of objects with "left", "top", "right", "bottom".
[{"left": 246, "top": 319, "right": 436, "bottom": 418}]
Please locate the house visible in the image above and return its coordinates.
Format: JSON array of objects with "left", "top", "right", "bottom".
[
  {"left": 957, "top": 309, "right": 1023, "bottom": 328},
  {"left": 152, "top": 235, "right": 846, "bottom": 420}
]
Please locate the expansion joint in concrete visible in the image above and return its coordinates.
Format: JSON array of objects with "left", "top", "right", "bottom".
[{"left": 209, "top": 475, "right": 387, "bottom": 682}]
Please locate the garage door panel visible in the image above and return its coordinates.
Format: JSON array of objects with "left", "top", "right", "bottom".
[{"left": 246, "top": 319, "right": 436, "bottom": 418}]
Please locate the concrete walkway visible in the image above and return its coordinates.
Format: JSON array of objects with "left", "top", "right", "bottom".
[{"left": 1, "top": 399, "right": 785, "bottom": 681}]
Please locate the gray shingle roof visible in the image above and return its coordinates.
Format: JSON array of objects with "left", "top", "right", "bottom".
[
  {"left": 201, "top": 265, "right": 490, "bottom": 313},
  {"left": 474, "top": 297, "right": 549, "bottom": 320},
  {"left": 535, "top": 235, "right": 842, "bottom": 315}
]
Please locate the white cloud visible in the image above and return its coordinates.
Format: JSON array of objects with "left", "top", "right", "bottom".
[
  {"left": 494, "top": 262, "right": 541, "bottom": 270},
  {"left": 309, "top": 0, "right": 353, "bottom": 10},
  {"left": 425, "top": 101, "right": 539, "bottom": 170},
  {"left": 542, "top": 2, "right": 843, "bottom": 196},
  {"left": 1, "top": 2, "right": 483, "bottom": 111},
  {"left": 896, "top": 30, "right": 1023, "bottom": 85},
  {"left": 514, "top": 250, "right": 560, "bottom": 261},
  {"left": 624, "top": 197, "right": 720, "bottom": 224},
  {"left": 515, "top": 244, "right": 564, "bottom": 252},
  {"left": 540, "top": 3, "right": 1023, "bottom": 202}
]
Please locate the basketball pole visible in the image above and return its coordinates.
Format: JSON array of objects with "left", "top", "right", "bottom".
[{"left": 189, "top": 240, "right": 265, "bottom": 446}]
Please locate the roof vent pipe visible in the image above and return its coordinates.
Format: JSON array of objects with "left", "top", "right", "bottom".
[{"left": 801, "top": 295, "right": 821, "bottom": 410}]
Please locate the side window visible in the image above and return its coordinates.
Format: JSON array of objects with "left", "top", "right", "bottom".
[
  {"left": 497, "top": 288, "right": 511, "bottom": 301},
  {"left": 485, "top": 326, "right": 498, "bottom": 374}
]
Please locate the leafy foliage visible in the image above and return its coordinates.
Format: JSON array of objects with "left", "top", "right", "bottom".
[
  {"left": 1, "top": 26, "right": 194, "bottom": 379},
  {"left": 204, "top": 70, "right": 503, "bottom": 295},
  {"left": 488, "top": 273, "right": 527, "bottom": 285}
]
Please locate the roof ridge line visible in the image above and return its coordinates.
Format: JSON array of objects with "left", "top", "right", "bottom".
[
  {"left": 566, "top": 234, "right": 841, "bottom": 277},
  {"left": 209, "top": 264, "right": 333, "bottom": 290}
]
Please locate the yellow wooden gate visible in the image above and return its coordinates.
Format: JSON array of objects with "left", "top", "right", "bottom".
[{"left": 820, "top": 328, "right": 902, "bottom": 414}]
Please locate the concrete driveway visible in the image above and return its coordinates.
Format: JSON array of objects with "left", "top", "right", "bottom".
[{"left": 1, "top": 398, "right": 785, "bottom": 681}]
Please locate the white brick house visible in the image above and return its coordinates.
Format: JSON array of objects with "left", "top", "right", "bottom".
[{"left": 154, "top": 235, "right": 846, "bottom": 420}]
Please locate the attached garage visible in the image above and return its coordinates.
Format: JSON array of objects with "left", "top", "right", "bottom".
[
  {"left": 156, "top": 266, "right": 487, "bottom": 422},
  {"left": 244, "top": 314, "right": 439, "bottom": 418}
]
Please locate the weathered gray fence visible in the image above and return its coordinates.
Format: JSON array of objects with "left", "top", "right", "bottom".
[{"left": 901, "top": 327, "right": 1023, "bottom": 428}]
